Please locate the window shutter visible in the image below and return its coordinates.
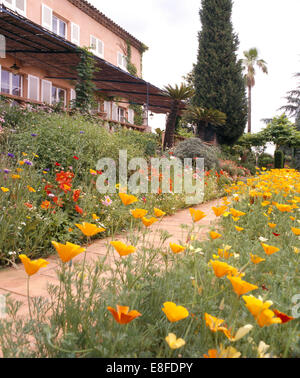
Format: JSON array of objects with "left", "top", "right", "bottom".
[
  {"left": 70, "top": 88, "right": 76, "bottom": 101},
  {"left": 97, "top": 39, "right": 104, "bottom": 57},
  {"left": 104, "top": 101, "right": 111, "bottom": 119},
  {"left": 42, "top": 4, "right": 52, "bottom": 31},
  {"left": 112, "top": 102, "right": 118, "bottom": 121},
  {"left": 90, "top": 35, "right": 97, "bottom": 52},
  {"left": 28, "top": 75, "right": 39, "bottom": 101},
  {"left": 128, "top": 109, "right": 134, "bottom": 124},
  {"left": 117, "top": 52, "right": 123, "bottom": 67},
  {"left": 41, "top": 80, "right": 52, "bottom": 104},
  {"left": 15, "top": 0, "right": 26, "bottom": 15},
  {"left": 71, "top": 23, "right": 80, "bottom": 46}
]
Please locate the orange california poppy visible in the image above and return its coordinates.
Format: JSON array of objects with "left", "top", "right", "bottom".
[
  {"left": 51, "top": 241, "right": 86, "bottom": 263},
  {"left": 227, "top": 276, "right": 258, "bottom": 296},
  {"left": 162, "top": 302, "right": 189, "bottom": 322},
  {"left": 261, "top": 243, "right": 280, "bottom": 256},
  {"left": 107, "top": 305, "right": 141, "bottom": 324},
  {"left": 154, "top": 207, "right": 166, "bottom": 217},
  {"left": 141, "top": 217, "right": 158, "bottom": 227},
  {"left": 169, "top": 243, "right": 185, "bottom": 254},
  {"left": 189, "top": 208, "right": 206, "bottom": 222},
  {"left": 75, "top": 222, "right": 105, "bottom": 236},
  {"left": 130, "top": 208, "right": 148, "bottom": 219},
  {"left": 209, "top": 231, "right": 222, "bottom": 240},
  {"left": 110, "top": 241, "right": 136, "bottom": 257},
  {"left": 19, "top": 254, "right": 49, "bottom": 276},
  {"left": 119, "top": 193, "right": 138, "bottom": 206}
]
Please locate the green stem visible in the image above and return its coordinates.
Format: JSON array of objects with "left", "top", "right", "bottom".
[{"left": 27, "top": 275, "right": 33, "bottom": 321}]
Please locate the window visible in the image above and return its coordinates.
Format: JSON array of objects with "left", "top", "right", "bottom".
[
  {"left": 70, "top": 88, "right": 76, "bottom": 101},
  {"left": 42, "top": 4, "right": 66, "bottom": 39},
  {"left": 52, "top": 86, "right": 66, "bottom": 106},
  {"left": 118, "top": 107, "right": 126, "bottom": 123},
  {"left": 111, "top": 102, "right": 118, "bottom": 121},
  {"left": 90, "top": 35, "right": 104, "bottom": 58},
  {"left": 28, "top": 75, "right": 39, "bottom": 101},
  {"left": 2, "top": 0, "right": 26, "bottom": 16},
  {"left": 117, "top": 52, "right": 127, "bottom": 71},
  {"left": 0, "top": 67, "right": 22, "bottom": 96},
  {"left": 71, "top": 23, "right": 80, "bottom": 46},
  {"left": 52, "top": 15, "right": 66, "bottom": 39}
]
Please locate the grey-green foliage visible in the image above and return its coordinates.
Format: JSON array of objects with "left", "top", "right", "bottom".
[{"left": 173, "top": 138, "right": 220, "bottom": 170}]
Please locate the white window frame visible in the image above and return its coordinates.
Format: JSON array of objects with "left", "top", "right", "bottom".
[
  {"left": 2, "top": 0, "right": 26, "bottom": 17},
  {"left": 118, "top": 107, "right": 126, "bottom": 123},
  {"left": 52, "top": 14, "right": 67, "bottom": 39},
  {"left": 117, "top": 52, "right": 128, "bottom": 72},
  {"left": 128, "top": 108, "right": 134, "bottom": 124},
  {"left": 104, "top": 101, "right": 111, "bottom": 119},
  {"left": 111, "top": 102, "right": 118, "bottom": 121},
  {"left": 27, "top": 74, "right": 40, "bottom": 102},
  {"left": 52, "top": 85, "right": 66, "bottom": 106},
  {"left": 41, "top": 79, "right": 52, "bottom": 104},
  {"left": 0, "top": 65, "right": 23, "bottom": 97},
  {"left": 71, "top": 22, "right": 80, "bottom": 46},
  {"left": 90, "top": 35, "right": 104, "bottom": 58},
  {"left": 70, "top": 88, "right": 76, "bottom": 102}
]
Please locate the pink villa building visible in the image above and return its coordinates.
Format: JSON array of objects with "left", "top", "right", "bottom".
[{"left": 0, "top": 0, "right": 179, "bottom": 130}]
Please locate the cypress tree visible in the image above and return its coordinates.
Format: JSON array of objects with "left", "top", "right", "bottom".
[{"left": 193, "top": 0, "right": 247, "bottom": 145}]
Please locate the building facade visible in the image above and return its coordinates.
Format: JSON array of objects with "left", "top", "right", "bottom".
[{"left": 0, "top": 0, "right": 147, "bottom": 125}]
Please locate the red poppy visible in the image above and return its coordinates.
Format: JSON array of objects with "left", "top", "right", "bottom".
[
  {"left": 73, "top": 189, "right": 81, "bottom": 202},
  {"left": 96, "top": 170, "right": 103, "bottom": 175},
  {"left": 55, "top": 162, "right": 61, "bottom": 166},
  {"left": 24, "top": 202, "right": 33, "bottom": 209},
  {"left": 273, "top": 309, "right": 294, "bottom": 324},
  {"left": 53, "top": 196, "right": 64, "bottom": 207},
  {"left": 73, "top": 156, "right": 79, "bottom": 160},
  {"left": 75, "top": 205, "right": 83, "bottom": 215},
  {"left": 261, "top": 284, "right": 269, "bottom": 291},
  {"left": 273, "top": 233, "right": 280, "bottom": 237}
]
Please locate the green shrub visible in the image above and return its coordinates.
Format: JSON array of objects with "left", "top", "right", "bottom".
[
  {"left": 173, "top": 138, "right": 220, "bottom": 170},
  {"left": 257, "top": 153, "right": 274, "bottom": 168}
]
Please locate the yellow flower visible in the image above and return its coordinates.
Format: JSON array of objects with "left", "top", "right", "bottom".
[
  {"left": 212, "top": 205, "right": 228, "bottom": 217},
  {"left": 110, "top": 241, "right": 136, "bottom": 257},
  {"left": 27, "top": 186, "right": 36, "bottom": 193},
  {"left": 261, "top": 201, "right": 270, "bottom": 207},
  {"left": 261, "top": 243, "right": 280, "bottom": 256},
  {"left": 209, "top": 231, "right": 222, "bottom": 240},
  {"left": 19, "top": 160, "right": 25, "bottom": 165},
  {"left": 227, "top": 276, "right": 258, "bottom": 296},
  {"left": 250, "top": 254, "right": 266, "bottom": 264},
  {"left": 169, "top": 243, "right": 185, "bottom": 254},
  {"left": 204, "top": 313, "right": 232, "bottom": 338},
  {"left": 242, "top": 295, "right": 282, "bottom": 327},
  {"left": 275, "top": 203, "right": 293, "bottom": 212},
  {"left": 291, "top": 227, "right": 300, "bottom": 236},
  {"left": 1, "top": 187, "right": 10, "bottom": 192},
  {"left": 75, "top": 222, "right": 106, "bottom": 236},
  {"left": 51, "top": 241, "right": 86, "bottom": 263},
  {"left": 92, "top": 213, "right": 100, "bottom": 220},
  {"left": 154, "top": 207, "right": 166, "bottom": 217},
  {"left": 293, "top": 247, "right": 300, "bottom": 254},
  {"left": 268, "top": 223, "right": 277, "bottom": 229},
  {"left": 162, "top": 302, "right": 189, "bottom": 322},
  {"left": 165, "top": 333, "right": 186, "bottom": 350},
  {"left": 19, "top": 254, "right": 49, "bottom": 276},
  {"left": 218, "top": 246, "right": 233, "bottom": 259},
  {"left": 130, "top": 208, "right": 148, "bottom": 219},
  {"left": 11, "top": 174, "right": 20, "bottom": 179},
  {"left": 234, "top": 226, "right": 244, "bottom": 232},
  {"left": 119, "top": 192, "right": 138, "bottom": 206},
  {"left": 210, "top": 260, "right": 238, "bottom": 278},
  {"left": 204, "top": 346, "right": 241, "bottom": 358},
  {"left": 141, "top": 217, "right": 158, "bottom": 227},
  {"left": 230, "top": 208, "right": 246, "bottom": 218},
  {"left": 16, "top": 168, "right": 23, "bottom": 173},
  {"left": 189, "top": 208, "right": 206, "bottom": 222}
]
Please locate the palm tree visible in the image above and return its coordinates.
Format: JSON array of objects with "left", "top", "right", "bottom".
[
  {"left": 242, "top": 48, "right": 268, "bottom": 133},
  {"left": 163, "top": 83, "right": 194, "bottom": 150},
  {"left": 182, "top": 105, "right": 226, "bottom": 143}
]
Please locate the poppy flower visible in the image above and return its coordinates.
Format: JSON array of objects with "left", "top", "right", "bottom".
[
  {"left": 204, "top": 313, "right": 231, "bottom": 338},
  {"left": 119, "top": 193, "right": 138, "bottom": 206},
  {"left": 51, "top": 241, "right": 86, "bottom": 263},
  {"left": 130, "top": 209, "right": 148, "bottom": 219},
  {"left": 268, "top": 223, "right": 277, "bottom": 229},
  {"left": 24, "top": 202, "right": 33, "bottom": 209},
  {"left": 55, "top": 162, "right": 61, "bottom": 167},
  {"left": 107, "top": 305, "right": 141, "bottom": 324},
  {"left": 141, "top": 217, "right": 158, "bottom": 227},
  {"left": 230, "top": 209, "right": 246, "bottom": 218},
  {"left": 250, "top": 254, "right": 265, "bottom": 264},
  {"left": 19, "top": 254, "right": 49, "bottom": 276},
  {"left": 154, "top": 207, "right": 166, "bottom": 217},
  {"left": 227, "top": 276, "right": 258, "bottom": 296},
  {"left": 189, "top": 208, "right": 206, "bottom": 222},
  {"left": 73, "top": 156, "right": 79, "bottom": 160},
  {"left": 41, "top": 200, "right": 51, "bottom": 210},
  {"left": 27, "top": 186, "right": 36, "bottom": 193},
  {"left": 169, "top": 243, "right": 185, "bottom": 254},
  {"left": 234, "top": 226, "right": 244, "bottom": 232},
  {"left": 291, "top": 227, "right": 300, "bottom": 236},
  {"left": 75, "top": 205, "right": 83, "bottom": 215},
  {"left": 242, "top": 295, "right": 282, "bottom": 327},
  {"left": 92, "top": 213, "right": 100, "bottom": 221},
  {"left": 110, "top": 241, "right": 136, "bottom": 257},
  {"left": 162, "top": 302, "right": 189, "bottom": 323},
  {"left": 75, "top": 222, "right": 106, "bottom": 236},
  {"left": 209, "top": 231, "right": 222, "bottom": 240},
  {"left": 73, "top": 189, "right": 80, "bottom": 202},
  {"left": 165, "top": 333, "right": 186, "bottom": 350},
  {"left": 210, "top": 260, "right": 238, "bottom": 278},
  {"left": 275, "top": 204, "right": 292, "bottom": 212},
  {"left": 272, "top": 309, "right": 294, "bottom": 324},
  {"left": 261, "top": 243, "right": 280, "bottom": 256},
  {"left": 204, "top": 347, "right": 241, "bottom": 359},
  {"left": 272, "top": 232, "right": 280, "bottom": 237},
  {"left": 212, "top": 206, "right": 228, "bottom": 217},
  {"left": 1, "top": 187, "right": 10, "bottom": 192}
]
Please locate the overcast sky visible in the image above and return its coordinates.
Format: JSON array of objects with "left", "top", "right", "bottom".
[{"left": 89, "top": 0, "right": 300, "bottom": 135}]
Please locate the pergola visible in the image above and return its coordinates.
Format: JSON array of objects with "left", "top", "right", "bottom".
[{"left": 0, "top": 4, "right": 185, "bottom": 114}]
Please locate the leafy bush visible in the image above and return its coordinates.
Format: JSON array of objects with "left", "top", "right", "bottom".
[
  {"left": 274, "top": 150, "right": 285, "bottom": 169},
  {"left": 173, "top": 138, "right": 220, "bottom": 170},
  {"left": 257, "top": 153, "right": 274, "bottom": 168}
]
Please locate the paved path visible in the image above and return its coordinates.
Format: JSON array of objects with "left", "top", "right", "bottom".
[{"left": 0, "top": 198, "right": 222, "bottom": 318}]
